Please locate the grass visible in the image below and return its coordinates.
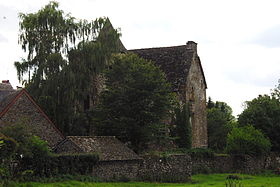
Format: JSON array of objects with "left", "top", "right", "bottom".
[{"left": 3, "top": 173, "right": 280, "bottom": 187}]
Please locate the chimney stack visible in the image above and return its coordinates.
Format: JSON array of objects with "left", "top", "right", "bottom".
[
  {"left": 2, "top": 80, "right": 10, "bottom": 84},
  {"left": 0, "top": 80, "right": 13, "bottom": 91},
  {"left": 186, "top": 41, "right": 197, "bottom": 54}
]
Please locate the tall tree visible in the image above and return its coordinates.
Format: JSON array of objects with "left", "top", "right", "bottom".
[
  {"left": 207, "top": 98, "right": 236, "bottom": 152},
  {"left": 94, "top": 53, "right": 175, "bottom": 152},
  {"left": 174, "top": 104, "right": 192, "bottom": 149},
  {"left": 14, "top": 1, "right": 120, "bottom": 135},
  {"left": 238, "top": 94, "right": 280, "bottom": 151}
]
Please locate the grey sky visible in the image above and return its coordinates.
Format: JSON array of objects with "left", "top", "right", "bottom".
[
  {"left": 1, "top": 0, "right": 280, "bottom": 116},
  {"left": 253, "top": 25, "right": 280, "bottom": 48}
]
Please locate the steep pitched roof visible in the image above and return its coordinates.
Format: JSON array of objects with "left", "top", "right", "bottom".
[
  {"left": 0, "top": 90, "right": 20, "bottom": 117},
  {"left": 129, "top": 42, "right": 207, "bottom": 92},
  {"left": 0, "top": 82, "right": 13, "bottom": 90},
  {"left": 0, "top": 89, "right": 64, "bottom": 139},
  {"left": 99, "top": 18, "right": 127, "bottom": 53},
  {"left": 66, "top": 136, "right": 141, "bottom": 161},
  {"left": 0, "top": 83, "right": 15, "bottom": 102},
  {"left": 129, "top": 45, "right": 193, "bottom": 92}
]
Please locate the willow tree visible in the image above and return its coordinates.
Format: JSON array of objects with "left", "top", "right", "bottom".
[{"left": 14, "top": 1, "right": 120, "bottom": 135}]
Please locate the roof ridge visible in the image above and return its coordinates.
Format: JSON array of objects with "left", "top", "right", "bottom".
[
  {"left": 129, "top": 44, "right": 187, "bottom": 51},
  {"left": 21, "top": 89, "right": 65, "bottom": 139},
  {"left": 0, "top": 90, "right": 23, "bottom": 117}
]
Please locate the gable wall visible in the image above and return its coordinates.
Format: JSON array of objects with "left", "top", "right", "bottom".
[
  {"left": 0, "top": 93, "right": 64, "bottom": 147},
  {"left": 186, "top": 56, "right": 208, "bottom": 148}
]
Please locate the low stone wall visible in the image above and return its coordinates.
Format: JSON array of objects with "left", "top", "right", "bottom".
[
  {"left": 92, "top": 153, "right": 280, "bottom": 181},
  {"left": 91, "top": 154, "right": 192, "bottom": 182},
  {"left": 192, "top": 154, "right": 280, "bottom": 174},
  {"left": 92, "top": 160, "right": 141, "bottom": 181},
  {"left": 192, "top": 155, "right": 234, "bottom": 174},
  {"left": 139, "top": 154, "right": 192, "bottom": 182}
]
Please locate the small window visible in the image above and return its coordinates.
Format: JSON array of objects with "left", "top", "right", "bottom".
[{"left": 84, "top": 95, "right": 90, "bottom": 111}]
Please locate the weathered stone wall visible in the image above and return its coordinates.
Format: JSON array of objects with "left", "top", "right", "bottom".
[
  {"left": 139, "top": 154, "right": 192, "bottom": 182},
  {"left": 92, "top": 160, "right": 141, "bottom": 181},
  {"left": 131, "top": 43, "right": 208, "bottom": 149},
  {"left": 192, "top": 155, "right": 234, "bottom": 174},
  {"left": 91, "top": 154, "right": 192, "bottom": 182},
  {"left": 0, "top": 93, "right": 64, "bottom": 148},
  {"left": 192, "top": 154, "right": 280, "bottom": 174},
  {"left": 186, "top": 55, "right": 207, "bottom": 148}
]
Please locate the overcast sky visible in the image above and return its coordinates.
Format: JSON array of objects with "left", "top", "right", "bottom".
[{"left": 0, "top": 0, "right": 280, "bottom": 116}]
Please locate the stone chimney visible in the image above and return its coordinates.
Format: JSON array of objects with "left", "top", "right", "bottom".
[
  {"left": 2, "top": 80, "right": 10, "bottom": 84},
  {"left": 186, "top": 41, "right": 197, "bottom": 54},
  {"left": 0, "top": 80, "right": 13, "bottom": 90}
]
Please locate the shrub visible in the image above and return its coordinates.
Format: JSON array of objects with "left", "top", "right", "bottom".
[
  {"left": 174, "top": 104, "right": 192, "bottom": 149},
  {"left": 225, "top": 125, "right": 271, "bottom": 156},
  {"left": 0, "top": 134, "right": 18, "bottom": 160},
  {"left": 21, "top": 153, "right": 99, "bottom": 177},
  {"left": 186, "top": 148, "right": 215, "bottom": 158}
]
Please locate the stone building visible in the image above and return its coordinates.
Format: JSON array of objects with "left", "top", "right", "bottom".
[
  {"left": 129, "top": 42, "right": 208, "bottom": 148},
  {"left": 77, "top": 19, "right": 208, "bottom": 148},
  {"left": 0, "top": 80, "right": 64, "bottom": 148},
  {"left": 54, "top": 136, "right": 142, "bottom": 180}
]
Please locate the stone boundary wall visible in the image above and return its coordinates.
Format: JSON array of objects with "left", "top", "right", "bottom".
[
  {"left": 192, "top": 154, "right": 280, "bottom": 174},
  {"left": 91, "top": 154, "right": 192, "bottom": 182},
  {"left": 139, "top": 154, "right": 192, "bottom": 182},
  {"left": 192, "top": 155, "right": 234, "bottom": 174},
  {"left": 91, "top": 154, "right": 280, "bottom": 181},
  {"left": 92, "top": 160, "right": 141, "bottom": 181}
]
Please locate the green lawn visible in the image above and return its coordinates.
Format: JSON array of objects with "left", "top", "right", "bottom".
[{"left": 5, "top": 173, "right": 280, "bottom": 187}]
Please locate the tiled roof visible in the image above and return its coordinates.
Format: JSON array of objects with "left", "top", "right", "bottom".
[
  {"left": 0, "top": 83, "right": 13, "bottom": 91},
  {"left": 0, "top": 90, "right": 20, "bottom": 115},
  {"left": 66, "top": 136, "right": 141, "bottom": 161},
  {"left": 129, "top": 45, "right": 194, "bottom": 92},
  {"left": 99, "top": 18, "right": 127, "bottom": 53},
  {"left": 0, "top": 83, "right": 15, "bottom": 104}
]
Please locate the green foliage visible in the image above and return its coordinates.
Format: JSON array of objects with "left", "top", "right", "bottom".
[
  {"left": 1, "top": 123, "right": 51, "bottom": 159},
  {"left": 139, "top": 173, "right": 190, "bottom": 183},
  {"left": 15, "top": 1, "right": 121, "bottom": 135},
  {"left": 0, "top": 123, "right": 51, "bottom": 182},
  {"left": 207, "top": 98, "right": 236, "bottom": 152},
  {"left": 186, "top": 148, "right": 215, "bottom": 158},
  {"left": 238, "top": 94, "right": 280, "bottom": 152},
  {"left": 94, "top": 53, "right": 174, "bottom": 151},
  {"left": 21, "top": 153, "right": 99, "bottom": 178},
  {"left": 225, "top": 125, "right": 271, "bottom": 156},
  {"left": 0, "top": 134, "right": 18, "bottom": 160},
  {"left": 0, "top": 134, "right": 18, "bottom": 182},
  {"left": 225, "top": 179, "right": 244, "bottom": 187},
  {"left": 174, "top": 104, "right": 192, "bottom": 149}
]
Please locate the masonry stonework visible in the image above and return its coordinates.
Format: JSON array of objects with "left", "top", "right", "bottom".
[
  {"left": 92, "top": 160, "right": 141, "bottom": 181},
  {"left": 139, "top": 154, "right": 192, "bottom": 182},
  {"left": 130, "top": 42, "right": 208, "bottom": 148},
  {"left": 0, "top": 91, "right": 64, "bottom": 148}
]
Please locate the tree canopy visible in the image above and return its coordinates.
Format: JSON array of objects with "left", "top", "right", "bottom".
[
  {"left": 173, "top": 104, "right": 192, "bottom": 149},
  {"left": 238, "top": 94, "right": 280, "bottom": 152},
  {"left": 225, "top": 125, "right": 271, "bottom": 156},
  {"left": 207, "top": 98, "right": 236, "bottom": 152},
  {"left": 14, "top": 1, "right": 120, "bottom": 135},
  {"left": 94, "top": 53, "right": 175, "bottom": 151}
]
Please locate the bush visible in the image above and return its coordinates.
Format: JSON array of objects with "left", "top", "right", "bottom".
[
  {"left": 21, "top": 153, "right": 99, "bottom": 177},
  {"left": 225, "top": 125, "right": 271, "bottom": 156},
  {"left": 186, "top": 148, "right": 215, "bottom": 158},
  {"left": 174, "top": 104, "right": 192, "bottom": 149},
  {"left": 0, "top": 134, "right": 18, "bottom": 160}
]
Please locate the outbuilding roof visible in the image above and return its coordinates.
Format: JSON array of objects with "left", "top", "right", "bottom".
[
  {"left": 61, "top": 136, "right": 141, "bottom": 161},
  {"left": 129, "top": 41, "right": 207, "bottom": 91}
]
